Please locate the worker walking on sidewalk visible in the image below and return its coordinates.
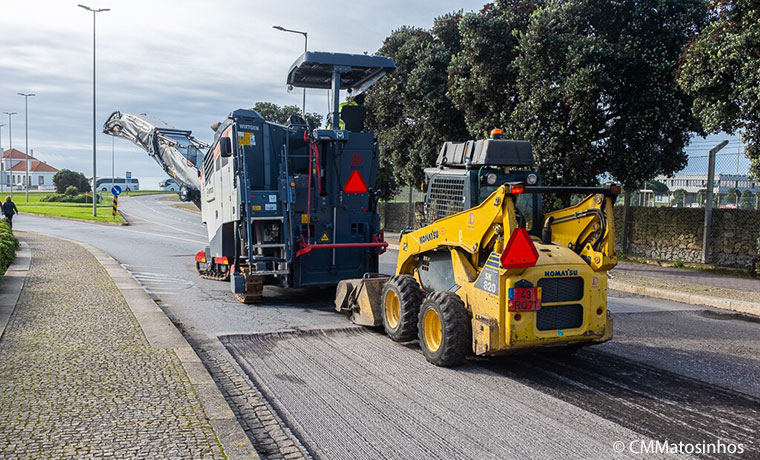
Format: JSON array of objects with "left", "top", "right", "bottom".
[{"left": 2, "top": 196, "right": 19, "bottom": 229}]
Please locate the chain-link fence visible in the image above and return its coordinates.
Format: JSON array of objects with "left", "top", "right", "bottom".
[
  {"left": 618, "top": 142, "right": 760, "bottom": 271},
  {"left": 379, "top": 142, "right": 760, "bottom": 271}
]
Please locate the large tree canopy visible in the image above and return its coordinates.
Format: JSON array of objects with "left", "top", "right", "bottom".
[
  {"left": 252, "top": 102, "right": 322, "bottom": 128},
  {"left": 678, "top": 0, "right": 760, "bottom": 177},
  {"left": 448, "top": 0, "right": 540, "bottom": 137},
  {"left": 365, "top": 16, "right": 470, "bottom": 197},
  {"left": 513, "top": 0, "right": 707, "bottom": 188}
]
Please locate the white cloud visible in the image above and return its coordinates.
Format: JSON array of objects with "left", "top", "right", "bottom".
[{"left": 1, "top": 0, "right": 484, "bottom": 187}]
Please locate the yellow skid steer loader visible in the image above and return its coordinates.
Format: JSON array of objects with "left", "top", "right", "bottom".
[{"left": 335, "top": 139, "right": 620, "bottom": 366}]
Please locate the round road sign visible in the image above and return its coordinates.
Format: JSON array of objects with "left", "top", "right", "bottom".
[{"left": 111, "top": 185, "right": 122, "bottom": 196}]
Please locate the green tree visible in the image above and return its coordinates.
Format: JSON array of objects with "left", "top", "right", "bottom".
[
  {"left": 252, "top": 102, "right": 322, "bottom": 128},
  {"left": 672, "top": 188, "right": 687, "bottom": 207},
  {"left": 447, "top": 1, "right": 540, "bottom": 137},
  {"left": 366, "top": 17, "right": 469, "bottom": 197},
  {"left": 646, "top": 180, "right": 669, "bottom": 195},
  {"left": 726, "top": 188, "right": 741, "bottom": 206},
  {"left": 678, "top": 0, "right": 760, "bottom": 177},
  {"left": 740, "top": 190, "right": 754, "bottom": 209},
  {"left": 513, "top": 0, "right": 707, "bottom": 194},
  {"left": 697, "top": 188, "right": 708, "bottom": 207},
  {"left": 53, "top": 169, "right": 91, "bottom": 194}
]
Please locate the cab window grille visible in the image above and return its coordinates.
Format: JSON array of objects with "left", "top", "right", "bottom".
[{"left": 428, "top": 176, "right": 466, "bottom": 221}]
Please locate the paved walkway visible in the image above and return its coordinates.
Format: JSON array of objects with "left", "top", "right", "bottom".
[
  {"left": 612, "top": 261, "right": 760, "bottom": 293},
  {"left": 0, "top": 234, "right": 225, "bottom": 459}
]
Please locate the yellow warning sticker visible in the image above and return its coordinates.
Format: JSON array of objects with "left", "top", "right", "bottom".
[
  {"left": 238, "top": 132, "right": 256, "bottom": 146},
  {"left": 301, "top": 214, "right": 310, "bottom": 224},
  {"left": 320, "top": 232, "right": 330, "bottom": 242},
  {"left": 252, "top": 205, "right": 262, "bottom": 211}
]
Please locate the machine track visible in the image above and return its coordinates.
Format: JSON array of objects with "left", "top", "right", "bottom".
[{"left": 196, "top": 262, "right": 230, "bottom": 281}]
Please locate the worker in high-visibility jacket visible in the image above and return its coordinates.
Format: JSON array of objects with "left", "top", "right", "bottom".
[{"left": 331, "top": 92, "right": 365, "bottom": 129}]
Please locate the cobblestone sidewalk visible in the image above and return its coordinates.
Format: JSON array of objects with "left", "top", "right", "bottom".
[{"left": 0, "top": 234, "right": 225, "bottom": 459}]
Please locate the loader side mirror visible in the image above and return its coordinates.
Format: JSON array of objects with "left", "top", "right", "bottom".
[{"left": 220, "top": 137, "right": 232, "bottom": 157}]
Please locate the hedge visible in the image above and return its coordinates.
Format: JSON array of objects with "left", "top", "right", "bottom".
[{"left": 0, "top": 219, "right": 19, "bottom": 275}]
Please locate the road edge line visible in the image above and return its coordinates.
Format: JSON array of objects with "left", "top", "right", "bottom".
[
  {"left": 609, "top": 280, "right": 760, "bottom": 317},
  {"left": 67, "top": 237, "right": 258, "bottom": 460},
  {"left": 0, "top": 240, "right": 31, "bottom": 339}
]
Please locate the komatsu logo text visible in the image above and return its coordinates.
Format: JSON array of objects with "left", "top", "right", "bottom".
[
  {"left": 544, "top": 269, "right": 578, "bottom": 277},
  {"left": 419, "top": 230, "right": 439, "bottom": 244}
]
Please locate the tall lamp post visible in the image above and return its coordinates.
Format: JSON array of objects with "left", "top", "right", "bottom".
[
  {"left": 0, "top": 123, "right": 4, "bottom": 193},
  {"left": 273, "top": 25, "right": 307, "bottom": 116},
  {"left": 3, "top": 112, "right": 17, "bottom": 198},
  {"left": 17, "top": 93, "right": 35, "bottom": 202},
  {"left": 79, "top": 4, "right": 110, "bottom": 216}
]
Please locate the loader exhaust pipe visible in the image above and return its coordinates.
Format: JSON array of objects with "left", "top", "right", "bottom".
[{"left": 542, "top": 216, "right": 554, "bottom": 245}]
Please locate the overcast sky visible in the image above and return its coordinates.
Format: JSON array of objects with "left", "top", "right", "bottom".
[
  {"left": 0, "top": 0, "right": 748, "bottom": 189},
  {"left": 0, "top": 0, "right": 486, "bottom": 187}
]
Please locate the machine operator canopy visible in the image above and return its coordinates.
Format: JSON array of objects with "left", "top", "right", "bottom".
[{"left": 287, "top": 51, "right": 396, "bottom": 93}]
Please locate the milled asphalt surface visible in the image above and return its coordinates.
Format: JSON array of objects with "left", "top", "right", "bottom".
[
  {"left": 15, "top": 194, "right": 760, "bottom": 459},
  {"left": 0, "top": 233, "right": 224, "bottom": 459}
]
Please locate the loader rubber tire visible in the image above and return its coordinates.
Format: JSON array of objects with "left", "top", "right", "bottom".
[
  {"left": 381, "top": 275, "right": 424, "bottom": 342},
  {"left": 418, "top": 291, "right": 471, "bottom": 367}
]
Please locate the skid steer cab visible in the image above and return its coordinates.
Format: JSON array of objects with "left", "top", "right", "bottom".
[{"left": 336, "top": 139, "right": 621, "bottom": 366}]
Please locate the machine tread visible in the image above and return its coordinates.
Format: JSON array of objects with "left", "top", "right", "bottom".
[
  {"left": 418, "top": 291, "right": 471, "bottom": 367},
  {"left": 382, "top": 275, "right": 424, "bottom": 342}
]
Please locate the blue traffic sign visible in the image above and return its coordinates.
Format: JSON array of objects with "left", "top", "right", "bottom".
[{"left": 111, "top": 185, "right": 122, "bottom": 196}]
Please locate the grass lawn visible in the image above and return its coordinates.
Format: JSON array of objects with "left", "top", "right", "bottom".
[{"left": 14, "top": 192, "right": 124, "bottom": 223}]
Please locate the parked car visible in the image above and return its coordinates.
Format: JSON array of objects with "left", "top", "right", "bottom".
[{"left": 159, "top": 178, "right": 180, "bottom": 192}]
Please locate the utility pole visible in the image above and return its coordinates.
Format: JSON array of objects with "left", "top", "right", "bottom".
[
  {"left": 273, "top": 25, "right": 308, "bottom": 116},
  {"left": 79, "top": 4, "right": 110, "bottom": 216},
  {"left": 112, "top": 135, "right": 114, "bottom": 190},
  {"left": 702, "top": 140, "right": 729, "bottom": 264},
  {"left": 18, "top": 93, "right": 35, "bottom": 202},
  {"left": 4, "top": 112, "right": 17, "bottom": 198}
]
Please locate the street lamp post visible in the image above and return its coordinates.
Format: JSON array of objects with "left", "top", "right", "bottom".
[
  {"left": 79, "top": 4, "right": 110, "bottom": 217},
  {"left": 3, "top": 112, "right": 17, "bottom": 198},
  {"left": 17, "top": 93, "right": 35, "bottom": 202},
  {"left": 0, "top": 123, "right": 4, "bottom": 193},
  {"left": 273, "top": 25, "right": 308, "bottom": 116}
]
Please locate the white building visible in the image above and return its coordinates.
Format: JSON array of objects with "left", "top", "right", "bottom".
[
  {"left": 2, "top": 149, "right": 59, "bottom": 190},
  {"left": 656, "top": 172, "right": 760, "bottom": 195}
]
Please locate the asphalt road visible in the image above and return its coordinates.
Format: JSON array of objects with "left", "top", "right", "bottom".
[{"left": 16, "top": 194, "right": 760, "bottom": 459}]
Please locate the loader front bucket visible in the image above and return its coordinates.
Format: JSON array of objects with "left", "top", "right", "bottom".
[{"left": 335, "top": 276, "right": 390, "bottom": 327}]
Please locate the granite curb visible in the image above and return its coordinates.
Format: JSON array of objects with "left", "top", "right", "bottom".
[{"left": 0, "top": 241, "right": 31, "bottom": 339}]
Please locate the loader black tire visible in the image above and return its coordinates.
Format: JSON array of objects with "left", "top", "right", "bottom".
[
  {"left": 418, "top": 291, "right": 471, "bottom": 367},
  {"left": 381, "top": 275, "right": 424, "bottom": 342}
]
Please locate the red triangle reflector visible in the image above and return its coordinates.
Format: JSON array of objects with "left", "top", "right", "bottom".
[
  {"left": 344, "top": 170, "right": 368, "bottom": 194},
  {"left": 500, "top": 228, "right": 539, "bottom": 269}
]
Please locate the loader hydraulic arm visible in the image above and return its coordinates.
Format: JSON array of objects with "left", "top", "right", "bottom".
[
  {"left": 542, "top": 192, "right": 617, "bottom": 271},
  {"left": 396, "top": 185, "right": 519, "bottom": 275}
]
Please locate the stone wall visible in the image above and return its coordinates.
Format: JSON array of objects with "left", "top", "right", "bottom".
[
  {"left": 614, "top": 207, "right": 760, "bottom": 269},
  {"left": 381, "top": 202, "right": 760, "bottom": 269}
]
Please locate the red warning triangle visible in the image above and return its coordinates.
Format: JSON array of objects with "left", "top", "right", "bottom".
[
  {"left": 343, "top": 170, "right": 368, "bottom": 194},
  {"left": 500, "top": 228, "right": 538, "bottom": 269}
]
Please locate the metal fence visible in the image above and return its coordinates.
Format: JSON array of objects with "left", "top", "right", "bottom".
[
  {"left": 380, "top": 142, "right": 760, "bottom": 270},
  {"left": 619, "top": 141, "right": 760, "bottom": 269}
]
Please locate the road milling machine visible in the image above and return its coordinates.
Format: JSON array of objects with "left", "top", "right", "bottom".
[
  {"left": 336, "top": 139, "right": 621, "bottom": 366},
  {"left": 104, "top": 52, "right": 395, "bottom": 302}
]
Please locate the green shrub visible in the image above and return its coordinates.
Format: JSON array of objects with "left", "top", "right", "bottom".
[
  {"left": 40, "top": 193, "right": 100, "bottom": 204},
  {"left": 64, "top": 185, "right": 79, "bottom": 196},
  {"left": 0, "top": 220, "right": 18, "bottom": 275}
]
